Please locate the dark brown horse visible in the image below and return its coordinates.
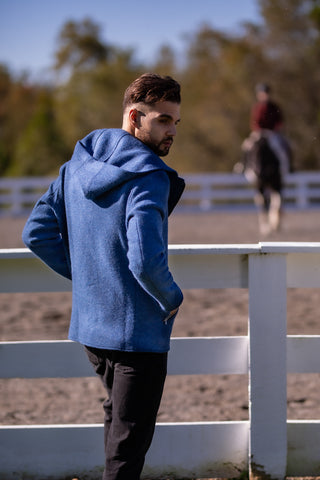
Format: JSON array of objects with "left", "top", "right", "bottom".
[{"left": 242, "top": 133, "right": 285, "bottom": 235}]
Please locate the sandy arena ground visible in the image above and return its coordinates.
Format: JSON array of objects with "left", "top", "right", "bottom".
[{"left": 1, "top": 209, "right": 320, "bottom": 479}]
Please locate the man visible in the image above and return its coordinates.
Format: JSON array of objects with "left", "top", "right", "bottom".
[
  {"left": 249, "top": 83, "right": 291, "bottom": 177},
  {"left": 250, "top": 82, "right": 283, "bottom": 132},
  {"left": 22, "top": 73, "right": 185, "bottom": 480}
]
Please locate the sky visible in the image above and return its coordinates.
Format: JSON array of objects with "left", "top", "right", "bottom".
[{"left": 0, "top": 0, "right": 261, "bottom": 80}]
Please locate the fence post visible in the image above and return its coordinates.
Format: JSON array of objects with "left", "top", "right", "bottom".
[
  {"left": 248, "top": 252, "right": 287, "bottom": 480},
  {"left": 295, "top": 175, "right": 308, "bottom": 209},
  {"left": 10, "top": 180, "right": 23, "bottom": 216}
]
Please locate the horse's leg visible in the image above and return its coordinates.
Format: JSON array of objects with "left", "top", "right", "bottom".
[
  {"left": 269, "top": 191, "right": 282, "bottom": 231},
  {"left": 254, "top": 190, "right": 270, "bottom": 235}
]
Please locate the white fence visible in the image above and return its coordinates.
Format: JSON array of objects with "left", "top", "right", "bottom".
[
  {"left": 1, "top": 244, "right": 320, "bottom": 479},
  {"left": 1, "top": 172, "right": 320, "bottom": 216},
  {"left": 182, "top": 171, "right": 320, "bottom": 212}
]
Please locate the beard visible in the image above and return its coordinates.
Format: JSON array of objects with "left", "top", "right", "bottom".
[{"left": 143, "top": 137, "right": 173, "bottom": 157}]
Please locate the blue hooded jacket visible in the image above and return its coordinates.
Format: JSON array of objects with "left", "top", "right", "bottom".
[{"left": 22, "top": 129, "right": 185, "bottom": 352}]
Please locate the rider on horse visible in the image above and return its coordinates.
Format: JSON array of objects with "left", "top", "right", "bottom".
[
  {"left": 241, "top": 83, "right": 291, "bottom": 181},
  {"left": 238, "top": 83, "right": 292, "bottom": 234}
]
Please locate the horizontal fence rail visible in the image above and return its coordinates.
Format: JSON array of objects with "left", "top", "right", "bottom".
[
  {"left": 1, "top": 172, "right": 320, "bottom": 217},
  {"left": 181, "top": 171, "right": 320, "bottom": 212},
  {"left": 1, "top": 244, "right": 320, "bottom": 479}
]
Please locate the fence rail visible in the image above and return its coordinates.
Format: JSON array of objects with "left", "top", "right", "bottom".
[
  {"left": 1, "top": 244, "right": 320, "bottom": 479},
  {"left": 1, "top": 172, "right": 320, "bottom": 216}
]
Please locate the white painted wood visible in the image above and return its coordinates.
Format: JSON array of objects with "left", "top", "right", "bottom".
[
  {"left": 259, "top": 241, "right": 320, "bottom": 253},
  {"left": 1, "top": 245, "right": 320, "bottom": 478},
  {"left": 0, "top": 249, "right": 71, "bottom": 293},
  {"left": 144, "top": 421, "right": 249, "bottom": 478},
  {"left": 2, "top": 244, "right": 320, "bottom": 292},
  {"left": 169, "top": 244, "right": 260, "bottom": 253},
  {"left": 0, "top": 246, "right": 257, "bottom": 292},
  {"left": 0, "top": 424, "right": 105, "bottom": 480},
  {"left": 287, "top": 335, "right": 320, "bottom": 373},
  {"left": 0, "top": 341, "right": 93, "bottom": 378},
  {"left": 259, "top": 243, "right": 320, "bottom": 287},
  {"left": 2, "top": 335, "right": 320, "bottom": 379},
  {"left": 2, "top": 421, "right": 320, "bottom": 479},
  {"left": 0, "top": 337, "right": 249, "bottom": 378},
  {"left": 169, "top": 251, "right": 250, "bottom": 288},
  {"left": 181, "top": 172, "right": 320, "bottom": 211},
  {"left": 1, "top": 172, "right": 320, "bottom": 216},
  {"left": 287, "top": 420, "right": 320, "bottom": 476},
  {"left": 2, "top": 243, "right": 319, "bottom": 294},
  {"left": 287, "top": 252, "right": 320, "bottom": 287},
  {"left": 169, "top": 336, "right": 248, "bottom": 375},
  {"left": 0, "top": 422, "right": 249, "bottom": 480},
  {"left": 248, "top": 253, "right": 287, "bottom": 479}
]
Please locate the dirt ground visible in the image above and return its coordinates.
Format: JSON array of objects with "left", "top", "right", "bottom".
[{"left": 1, "top": 209, "right": 320, "bottom": 479}]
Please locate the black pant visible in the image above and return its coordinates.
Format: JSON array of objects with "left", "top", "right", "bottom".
[{"left": 85, "top": 346, "right": 167, "bottom": 480}]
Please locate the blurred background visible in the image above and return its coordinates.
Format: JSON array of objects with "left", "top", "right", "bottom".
[{"left": 1, "top": 0, "right": 319, "bottom": 178}]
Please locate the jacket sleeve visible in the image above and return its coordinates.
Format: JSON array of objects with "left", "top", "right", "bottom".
[
  {"left": 22, "top": 178, "right": 72, "bottom": 280},
  {"left": 126, "top": 170, "right": 183, "bottom": 316}
]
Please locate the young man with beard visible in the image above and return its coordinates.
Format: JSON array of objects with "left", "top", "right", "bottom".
[{"left": 22, "top": 73, "right": 185, "bottom": 480}]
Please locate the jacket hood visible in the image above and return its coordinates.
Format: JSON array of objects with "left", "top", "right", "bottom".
[{"left": 69, "top": 128, "right": 185, "bottom": 213}]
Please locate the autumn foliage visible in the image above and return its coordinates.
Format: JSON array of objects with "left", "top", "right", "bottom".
[{"left": 1, "top": 0, "right": 320, "bottom": 176}]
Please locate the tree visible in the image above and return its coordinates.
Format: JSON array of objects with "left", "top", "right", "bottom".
[
  {"left": 52, "top": 18, "right": 143, "bottom": 150},
  {"left": 54, "top": 18, "right": 110, "bottom": 79},
  {"left": 2, "top": 6, "right": 320, "bottom": 175},
  {"left": 170, "top": 25, "right": 265, "bottom": 172},
  {"left": 151, "top": 45, "right": 177, "bottom": 76},
  {"left": 255, "top": 0, "right": 320, "bottom": 169},
  {"left": 10, "top": 91, "right": 69, "bottom": 176},
  {"left": 53, "top": 54, "right": 143, "bottom": 151},
  {"left": 0, "top": 65, "right": 38, "bottom": 176}
]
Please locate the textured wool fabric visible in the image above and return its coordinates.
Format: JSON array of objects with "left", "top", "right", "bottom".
[{"left": 22, "top": 128, "right": 185, "bottom": 352}]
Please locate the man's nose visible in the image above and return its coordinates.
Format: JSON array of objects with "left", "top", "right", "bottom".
[{"left": 167, "top": 124, "right": 177, "bottom": 136}]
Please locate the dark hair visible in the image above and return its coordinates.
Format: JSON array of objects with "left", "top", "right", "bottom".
[
  {"left": 123, "top": 73, "right": 181, "bottom": 110},
  {"left": 255, "top": 83, "right": 271, "bottom": 94}
]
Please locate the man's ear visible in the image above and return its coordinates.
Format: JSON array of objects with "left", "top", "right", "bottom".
[{"left": 129, "top": 108, "right": 139, "bottom": 127}]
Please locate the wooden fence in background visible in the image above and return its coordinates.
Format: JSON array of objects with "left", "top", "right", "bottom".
[
  {"left": 1, "top": 172, "right": 320, "bottom": 216},
  {"left": 1, "top": 244, "right": 320, "bottom": 479}
]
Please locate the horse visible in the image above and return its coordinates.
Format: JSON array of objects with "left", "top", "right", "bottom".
[{"left": 241, "top": 131, "right": 287, "bottom": 236}]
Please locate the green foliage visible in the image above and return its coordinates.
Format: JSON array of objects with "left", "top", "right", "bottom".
[
  {"left": 53, "top": 57, "right": 142, "bottom": 151},
  {"left": 310, "top": 0, "right": 320, "bottom": 29},
  {"left": 9, "top": 91, "right": 70, "bottom": 176},
  {"left": 0, "top": 66, "right": 39, "bottom": 176},
  {"left": 54, "top": 17, "right": 109, "bottom": 74},
  {"left": 1, "top": 4, "right": 320, "bottom": 176}
]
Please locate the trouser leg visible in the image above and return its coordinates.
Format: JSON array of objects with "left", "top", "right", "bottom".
[
  {"left": 266, "top": 131, "right": 290, "bottom": 177},
  {"left": 84, "top": 346, "right": 113, "bottom": 454},
  {"left": 85, "top": 347, "right": 167, "bottom": 480}
]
